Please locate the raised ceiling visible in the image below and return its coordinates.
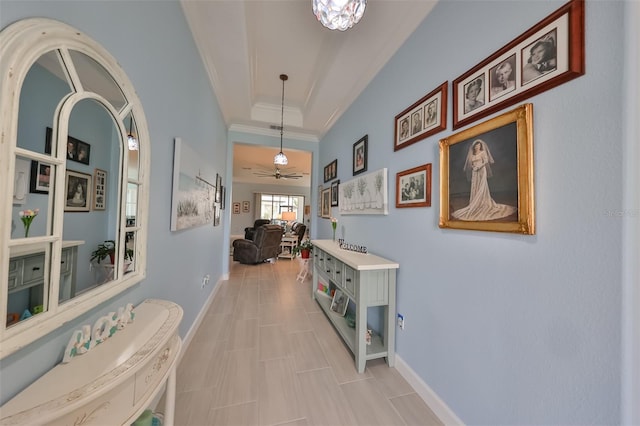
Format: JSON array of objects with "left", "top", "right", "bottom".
[{"left": 180, "top": 0, "right": 437, "bottom": 181}]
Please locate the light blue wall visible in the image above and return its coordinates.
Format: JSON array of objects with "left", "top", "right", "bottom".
[
  {"left": 317, "top": 1, "right": 624, "bottom": 424},
  {"left": 0, "top": 1, "right": 226, "bottom": 403}
]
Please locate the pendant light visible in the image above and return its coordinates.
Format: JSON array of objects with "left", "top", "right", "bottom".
[
  {"left": 312, "top": 0, "right": 366, "bottom": 31},
  {"left": 127, "top": 115, "right": 138, "bottom": 151},
  {"left": 274, "top": 74, "right": 288, "bottom": 166}
]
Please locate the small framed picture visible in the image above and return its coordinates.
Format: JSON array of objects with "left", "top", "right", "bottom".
[
  {"left": 330, "top": 289, "right": 348, "bottom": 316},
  {"left": 352, "top": 135, "right": 368, "bottom": 176},
  {"left": 321, "top": 188, "right": 331, "bottom": 218},
  {"left": 93, "top": 168, "right": 107, "bottom": 210},
  {"left": 394, "top": 82, "right": 447, "bottom": 151},
  {"left": 331, "top": 180, "right": 340, "bottom": 207},
  {"left": 65, "top": 170, "right": 92, "bottom": 212},
  {"left": 242, "top": 200, "right": 250, "bottom": 213},
  {"left": 317, "top": 185, "right": 323, "bottom": 217},
  {"left": 396, "top": 163, "right": 432, "bottom": 208},
  {"left": 30, "top": 160, "right": 52, "bottom": 194},
  {"left": 324, "top": 159, "right": 337, "bottom": 183},
  {"left": 45, "top": 126, "right": 91, "bottom": 165},
  {"left": 232, "top": 202, "right": 241, "bottom": 214}
]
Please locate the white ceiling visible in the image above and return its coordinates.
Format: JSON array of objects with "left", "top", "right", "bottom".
[{"left": 180, "top": 0, "right": 437, "bottom": 184}]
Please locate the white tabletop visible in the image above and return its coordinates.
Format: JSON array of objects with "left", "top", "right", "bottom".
[{"left": 312, "top": 239, "right": 399, "bottom": 271}]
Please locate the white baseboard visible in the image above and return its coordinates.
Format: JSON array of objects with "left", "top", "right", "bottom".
[
  {"left": 394, "top": 355, "right": 465, "bottom": 426},
  {"left": 176, "top": 277, "right": 221, "bottom": 365}
]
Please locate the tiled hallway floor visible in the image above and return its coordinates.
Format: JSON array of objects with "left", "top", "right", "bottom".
[{"left": 173, "top": 259, "right": 443, "bottom": 426}]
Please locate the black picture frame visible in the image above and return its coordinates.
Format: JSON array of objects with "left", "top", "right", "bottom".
[
  {"left": 324, "top": 159, "right": 337, "bottom": 183},
  {"left": 30, "top": 160, "right": 51, "bottom": 194},
  {"left": 331, "top": 180, "right": 340, "bottom": 207},
  {"left": 64, "top": 170, "right": 92, "bottom": 212},
  {"left": 46, "top": 127, "right": 91, "bottom": 165},
  {"left": 352, "top": 135, "right": 368, "bottom": 176}
]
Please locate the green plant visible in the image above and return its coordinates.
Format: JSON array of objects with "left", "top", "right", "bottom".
[
  {"left": 90, "top": 240, "right": 134, "bottom": 264},
  {"left": 292, "top": 238, "right": 313, "bottom": 255}
]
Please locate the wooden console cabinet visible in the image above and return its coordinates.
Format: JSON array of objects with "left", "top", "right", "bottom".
[
  {"left": 311, "top": 240, "right": 399, "bottom": 373},
  {"left": 0, "top": 299, "right": 183, "bottom": 426}
]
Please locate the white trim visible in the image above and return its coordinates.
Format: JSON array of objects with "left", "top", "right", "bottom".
[
  {"left": 622, "top": 1, "right": 640, "bottom": 424},
  {"left": 229, "top": 123, "right": 319, "bottom": 143},
  {"left": 394, "top": 355, "right": 465, "bottom": 426}
]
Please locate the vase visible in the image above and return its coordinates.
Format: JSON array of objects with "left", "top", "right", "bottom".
[
  {"left": 24, "top": 223, "right": 30, "bottom": 238},
  {"left": 332, "top": 229, "right": 336, "bottom": 242}
]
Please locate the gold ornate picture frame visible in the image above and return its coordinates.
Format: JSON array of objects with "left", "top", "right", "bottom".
[{"left": 440, "top": 103, "right": 535, "bottom": 234}]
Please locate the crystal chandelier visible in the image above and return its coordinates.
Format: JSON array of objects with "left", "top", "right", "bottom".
[
  {"left": 312, "top": 0, "right": 366, "bottom": 31},
  {"left": 274, "top": 74, "right": 289, "bottom": 166}
]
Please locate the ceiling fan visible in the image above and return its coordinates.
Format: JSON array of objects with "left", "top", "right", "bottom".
[{"left": 254, "top": 167, "right": 303, "bottom": 180}]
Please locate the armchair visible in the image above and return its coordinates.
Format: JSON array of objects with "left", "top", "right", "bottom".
[
  {"left": 233, "top": 224, "right": 284, "bottom": 264},
  {"left": 290, "top": 221, "right": 307, "bottom": 245},
  {"left": 244, "top": 219, "right": 271, "bottom": 240}
]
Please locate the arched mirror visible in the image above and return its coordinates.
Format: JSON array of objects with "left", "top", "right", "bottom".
[{"left": 0, "top": 19, "right": 149, "bottom": 358}]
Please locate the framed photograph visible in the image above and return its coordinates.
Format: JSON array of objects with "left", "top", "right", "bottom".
[
  {"left": 65, "top": 170, "right": 92, "bottom": 212},
  {"left": 396, "top": 164, "right": 432, "bottom": 208},
  {"left": 170, "top": 138, "right": 215, "bottom": 231},
  {"left": 232, "top": 202, "right": 241, "bottom": 214},
  {"left": 321, "top": 187, "right": 331, "bottom": 218},
  {"left": 317, "top": 185, "right": 323, "bottom": 217},
  {"left": 452, "top": 0, "right": 584, "bottom": 129},
  {"left": 46, "top": 127, "right": 91, "bottom": 165},
  {"left": 394, "top": 82, "right": 448, "bottom": 151},
  {"left": 338, "top": 168, "right": 389, "bottom": 215},
  {"left": 440, "top": 103, "right": 534, "bottom": 234},
  {"left": 242, "top": 200, "right": 250, "bottom": 213},
  {"left": 324, "top": 159, "right": 337, "bottom": 183},
  {"left": 331, "top": 180, "right": 340, "bottom": 207},
  {"left": 330, "top": 289, "right": 348, "bottom": 316},
  {"left": 30, "top": 160, "right": 51, "bottom": 194},
  {"left": 93, "top": 168, "right": 107, "bottom": 210},
  {"left": 352, "top": 135, "right": 368, "bottom": 175}
]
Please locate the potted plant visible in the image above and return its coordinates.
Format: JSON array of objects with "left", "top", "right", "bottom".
[
  {"left": 292, "top": 239, "right": 313, "bottom": 259},
  {"left": 90, "top": 240, "right": 134, "bottom": 264}
]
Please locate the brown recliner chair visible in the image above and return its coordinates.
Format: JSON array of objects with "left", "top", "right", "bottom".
[
  {"left": 244, "top": 219, "right": 271, "bottom": 240},
  {"left": 290, "top": 222, "right": 307, "bottom": 245},
  {"left": 233, "top": 224, "right": 284, "bottom": 264}
]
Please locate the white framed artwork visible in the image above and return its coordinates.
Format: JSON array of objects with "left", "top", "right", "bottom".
[{"left": 338, "top": 168, "right": 388, "bottom": 215}]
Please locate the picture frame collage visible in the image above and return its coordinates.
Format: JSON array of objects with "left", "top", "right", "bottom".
[{"left": 386, "top": 0, "right": 583, "bottom": 234}]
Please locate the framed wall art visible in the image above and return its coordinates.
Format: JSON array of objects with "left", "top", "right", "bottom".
[
  {"left": 321, "top": 187, "right": 331, "bottom": 218},
  {"left": 352, "top": 135, "right": 368, "bottom": 175},
  {"left": 452, "top": 0, "right": 584, "bottom": 129},
  {"left": 215, "top": 173, "right": 222, "bottom": 203},
  {"left": 317, "top": 185, "right": 323, "bottom": 217},
  {"left": 30, "top": 160, "right": 51, "bottom": 194},
  {"left": 45, "top": 127, "right": 91, "bottom": 165},
  {"left": 232, "top": 202, "right": 241, "bottom": 214},
  {"left": 338, "top": 168, "right": 388, "bottom": 215},
  {"left": 396, "top": 164, "right": 432, "bottom": 208},
  {"left": 65, "top": 170, "right": 92, "bottom": 212},
  {"left": 394, "top": 82, "right": 448, "bottom": 151},
  {"left": 93, "top": 168, "right": 107, "bottom": 210},
  {"left": 324, "top": 159, "right": 337, "bottom": 183},
  {"left": 242, "top": 200, "right": 250, "bottom": 213},
  {"left": 331, "top": 180, "right": 340, "bottom": 207},
  {"left": 440, "top": 103, "right": 534, "bottom": 234},
  {"left": 170, "top": 138, "right": 216, "bottom": 231}
]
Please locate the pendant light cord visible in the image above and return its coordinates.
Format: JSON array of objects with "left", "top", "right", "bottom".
[{"left": 280, "top": 74, "right": 287, "bottom": 152}]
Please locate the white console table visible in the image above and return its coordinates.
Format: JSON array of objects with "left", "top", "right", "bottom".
[
  {"left": 311, "top": 240, "right": 399, "bottom": 373},
  {"left": 0, "top": 299, "right": 183, "bottom": 425}
]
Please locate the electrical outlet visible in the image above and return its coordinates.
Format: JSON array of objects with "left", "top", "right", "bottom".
[{"left": 397, "top": 313, "right": 404, "bottom": 330}]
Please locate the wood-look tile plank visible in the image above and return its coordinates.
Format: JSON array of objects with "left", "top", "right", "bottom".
[
  {"left": 259, "top": 324, "right": 290, "bottom": 360},
  {"left": 390, "top": 393, "right": 444, "bottom": 426},
  {"left": 209, "top": 401, "right": 259, "bottom": 426},
  {"left": 175, "top": 386, "right": 216, "bottom": 426},
  {"left": 367, "top": 358, "right": 415, "bottom": 398},
  {"left": 211, "top": 348, "right": 258, "bottom": 408},
  {"left": 227, "top": 318, "right": 259, "bottom": 350},
  {"left": 258, "top": 358, "right": 303, "bottom": 425},
  {"left": 340, "top": 378, "right": 406, "bottom": 426},
  {"left": 296, "top": 368, "right": 357, "bottom": 426},
  {"left": 289, "top": 331, "right": 330, "bottom": 372}
]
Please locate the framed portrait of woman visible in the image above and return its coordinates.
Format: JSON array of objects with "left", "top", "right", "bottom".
[
  {"left": 439, "top": 103, "right": 535, "bottom": 234},
  {"left": 65, "top": 170, "right": 92, "bottom": 212}
]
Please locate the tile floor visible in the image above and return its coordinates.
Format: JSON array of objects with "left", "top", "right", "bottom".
[{"left": 173, "top": 258, "right": 443, "bottom": 426}]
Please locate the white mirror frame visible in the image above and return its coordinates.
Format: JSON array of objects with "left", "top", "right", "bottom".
[{"left": 0, "top": 18, "right": 150, "bottom": 358}]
